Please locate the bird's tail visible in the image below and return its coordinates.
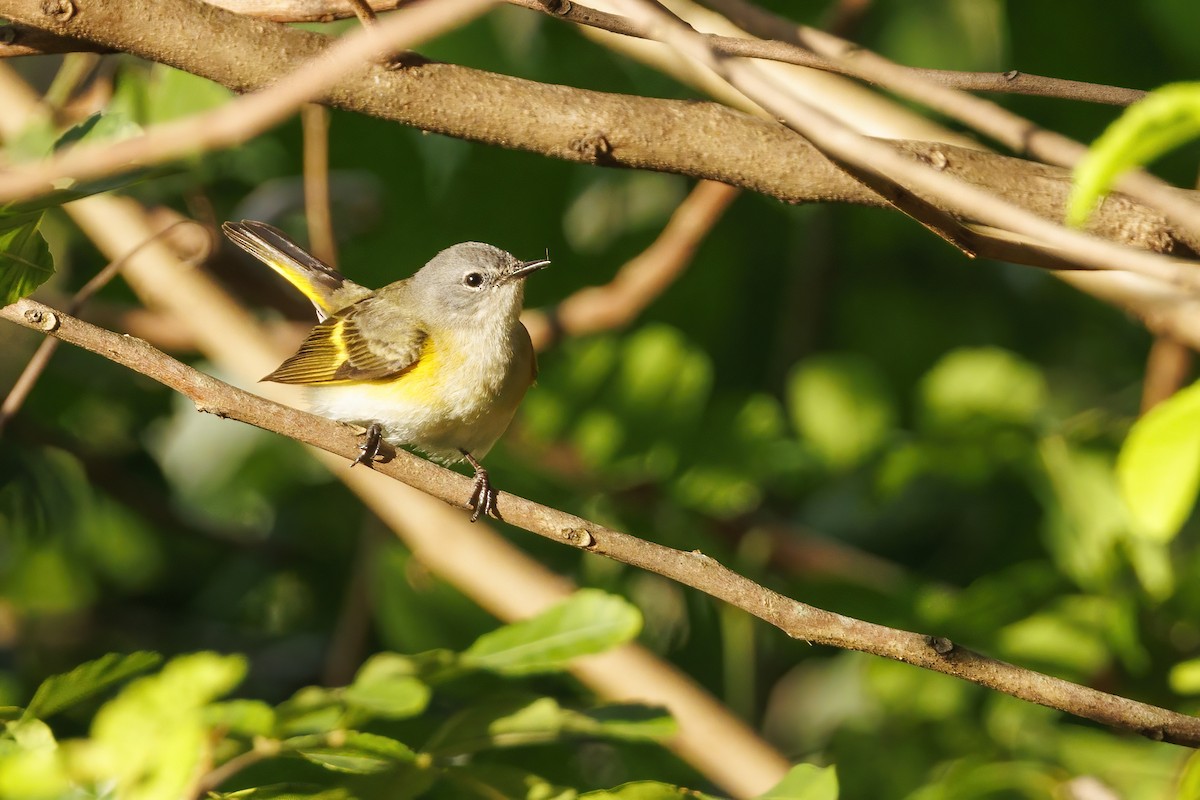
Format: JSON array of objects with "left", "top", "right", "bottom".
[{"left": 222, "top": 220, "right": 370, "bottom": 321}]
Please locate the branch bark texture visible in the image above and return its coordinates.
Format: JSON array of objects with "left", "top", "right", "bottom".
[
  {"left": 0, "top": 0, "right": 1188, "bottom": 270},
  {"left": 5, "top": 296, "right": 1200, "bottom": 748}
]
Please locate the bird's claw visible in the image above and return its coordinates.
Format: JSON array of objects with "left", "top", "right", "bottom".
[
  {"left": 462, "top": 450, "right": 499, "bottom": 522},
  {"left": 352, "top": 422, "right": 385, "bottom": 468}
]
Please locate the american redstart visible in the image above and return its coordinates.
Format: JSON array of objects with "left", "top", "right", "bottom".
[{"left": 222, "top": 220, "right": 550, "bottom": 521}]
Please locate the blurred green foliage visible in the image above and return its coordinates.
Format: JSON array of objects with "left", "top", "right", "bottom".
[{"left": 2, "top": 1, "right": 1200, "bottom": 798}]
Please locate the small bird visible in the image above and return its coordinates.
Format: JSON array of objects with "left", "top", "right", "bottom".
[{"left": 222, "top": 220, "right": 549, "bottom": 522}]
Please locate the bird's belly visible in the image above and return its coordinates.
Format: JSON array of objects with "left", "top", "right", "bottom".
[{"left": 306, "top": 338, "right": 531, "bottom": 462}]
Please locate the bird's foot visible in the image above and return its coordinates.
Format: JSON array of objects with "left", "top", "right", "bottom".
[
  {"left": 351, "top": 422, "right": 386, "bottom": 468},
  {"left": 462, "top": 450, "right": 498, "bottom": 522}
]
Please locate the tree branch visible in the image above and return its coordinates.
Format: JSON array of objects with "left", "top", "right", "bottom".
[
  {"left": 0, "top": 0, "right": 1190, "bottom": 276},
  {"left": 174, "top": 0, "right": 1152, "bottom": 107},
  {"left": 4, "top": 295, "right": 1200, "bottom": 748},
  {"left": 608, "top": 0, "right": 1200, "bottom": 289}
]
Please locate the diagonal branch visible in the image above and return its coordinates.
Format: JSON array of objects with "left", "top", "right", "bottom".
[
  {"left": 0, "top": 0, "right": 497, "bottom": 205},
  {"left": 0, "top": 0, "right": 1190, "bottom": 273},
  {"left": 4, "top": 294, "right": 1200, "bottom": 748},
  {"left": 608, "top": 0, "right": 1200, "bottom": 288},
  {"left": 174, "top": 0, "right": 1150, "bottom": 107}
]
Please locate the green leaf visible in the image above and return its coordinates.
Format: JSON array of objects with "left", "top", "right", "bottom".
[
  {"left": 0, "top": 747, "right": 72, "bottom": 799},
  {"left": 146, "top": 65, "right": 235, "bottom": 124},
  {"left": 580, "top": 782, "right": 720, "bottom": 800},
  {"left": 0, "top": 215, "right": 54, "bottom": 305},
  {"left": 343, "top": 654, "right": 431, "bottom": 720},
  {"left": 0, "top": 112, "right": 164, "bottom": 222},
  {"left": 209, "top": 786, "right": 354, "bottom": 800},
  {"left": 788, "top": 354, "right": 895, "bottom": 469},
  {"left": 919, "top": 347, "right": 1045, "bottom": 429},
  {"left": 77, "top": 652, "right": 245, "bottom": 800},
  {"left": 24, "top": 651, "right": 161, "bottom": 720},
  {"left": 756, "top": 764, "right": 839, "bottom": 800},
  {"left": 295, "top": 731, "right": 417, "bottom": 775},
  {"left": 1169, "top": 658, "right": 1200, "bottom": 694},
  {"left": 4, "top": 718, "right": 56, "bottom": 752},
  {"left": 461, "top": 589, "right": 642, "bottom": 675},
  {"left": 440, "top": 764, "right": 576, "bottom": 800},
  {"left": 427, "top": 696, "right": 675, "bottom": 755},
  {"left": 204, "top": 699, "right": 277, "bottom": 738},
  {"left": 275, "top": 686, "right": 345, "bottom": 737},
  {"left": 1067, "top": 82, "right": 1200, "bottom": 225},
  {"left": 1116, "top": 378, "right": 1200, "bottom": 541},
  {"left": 1179, "top": 751, "right": 1200, "bottom": 800}
]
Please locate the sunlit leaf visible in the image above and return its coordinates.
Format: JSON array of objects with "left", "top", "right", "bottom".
[
  {"left": 275, "top": 686, "right": 345, "bottom": 737},
  {"left": 788, "top": 353, "right": 895, "bottom": 469},
  {"left": 580, "top": 781, "right": 720, "bottom": 800},
  {"left": 343, "top": 654, "right": 431, "bottom": 720},
  {"left": 24, "top": 651, "right": 161, "bottom": 720},
  {"left": 1116, "top": 378, "right": 1200, "bottom": 542},
  {"left": 77, "top": 652, "right": 245, "bottom": 800},
  {"left": 1169, "top": 658, "right": 1200, "bottom": 695},
  {"left": 919, "top": 347, "right": 1045, "bottom": 429},
  {"left": 461, "top": 589, "right": 641, "bottom": 675},
  {"left": 204, "top": 699, "right": 277, "bottom": 738},
  {"left": 1067, "top": 82, "right": 1200, "bottom": 225},
  {"left": 295, "top": 731, "right": 416, "bottom": 775},
  {"left": 756, "top": 763, "right": 839, "bottom": 800},
  {"left": 440, "top": 763, "right": 576, "bottom": 800},
  {"left": 0, "top": 215, "right": 53, "bottom": 305},
  {"left": 0, "top": 747, "right": 72, "bottom": 799},
  {"left": 1179, "top": 751, "right": 1200, "bottom": 800},
  {"left": 208, "top": 787, "right": 354, "bottom": 800},
  {"left": 427, "top": 695, "right": 675, "bottom": 755}
]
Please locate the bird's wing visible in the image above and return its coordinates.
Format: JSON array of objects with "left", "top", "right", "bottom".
[
  {"left": 263, "top": 301, "right": 428, "bottom": 384},
  {"left": 223, "top": 220, "right": 371, "bottom": 321}
]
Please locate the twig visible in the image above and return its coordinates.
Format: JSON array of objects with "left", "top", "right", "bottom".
[
  {"left": 0, "top": 0, "right": 497, "bottom": 205},
  {"left": 205, "top": 0, "right": 1147, "bottom": 107},
  {"left": 696, "top": 0, "right": 1200, "bottom": 250},
  {"left": 0, "top": 219, "right": 206, "bottom": 435},
  {"left": 344, "top": 0, "right": 379, "bottom": 25},
  {"left": 609, "top": 0, "right": 1200, "bottom": 291},
  {"left": 0, "top": 2, "right": 1191, "bottom": 274},
  {"left": 192, "top": 738, "right": 281, "bottom": 797},
  {"left": 523, "top": 180, "right": 738, "bottom": 350},
  {"left": 1140, "top": 336, "right": 1192, "bottom": 414},
  {"left": 301, "top": 103, "right": 339, "bottom": 268},
  {"left": 5, "top": 295, "right": 1200, "bottom": 748}
]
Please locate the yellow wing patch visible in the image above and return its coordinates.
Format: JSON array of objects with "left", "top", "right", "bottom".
[{"left": 263, "top": 317, "right": 428, "bottom": 385}]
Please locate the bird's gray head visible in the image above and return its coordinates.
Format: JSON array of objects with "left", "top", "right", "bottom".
[{"left": 408, "top": 242, "right": 549, "bottom": 328}]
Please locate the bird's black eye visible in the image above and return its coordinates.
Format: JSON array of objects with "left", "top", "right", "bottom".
[{"left": 463, "top": 272, "right": 484, "bottom": 288}]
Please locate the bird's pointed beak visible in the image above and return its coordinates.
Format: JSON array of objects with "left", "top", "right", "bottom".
[{"left": 509, "top": 256, "right": 551, "bottom": 280}]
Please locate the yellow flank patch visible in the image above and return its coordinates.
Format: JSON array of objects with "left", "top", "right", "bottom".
[{"left": 336, "top": 335, "right": 446, "bottom": 408}]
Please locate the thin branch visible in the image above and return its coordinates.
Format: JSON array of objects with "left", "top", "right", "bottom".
[
  {"left": 697, "top": 0, "right": 1200, "bottom": 250},
  {"left": 523, "top": 180, "right": 739, "bottom": 350},
  {"left": 609, "top": 0, "right": 1200, "bottom": 292},
  {"left": 0, "top": 219, "right": 207, "bottom": 435},
  {"left": 0, "top": 0, "right": 1190, "bottom": 277},
  {"left": 1140, "top": 336, "right": 1192, "bottom": 414},
  {"left": 207, "top": 0, "right": 1147, "bottom": 107},
  {"left": 0, "top": 0, "right": 497, "bottom": 205},
  {"left": 5, "top": 295, "right": 1200, "bottom": 747},
  {"left": 344, "top": 0, "right": 379, "bottom": 25},
  {"left": 301, "top": 103, "right": 339, "bottom": 268}
]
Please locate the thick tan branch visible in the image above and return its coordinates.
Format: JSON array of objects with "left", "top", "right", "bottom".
[
  {"left": 5, "top": 295, "right": 1200, "bottom": 748},
  {"left": 0, "top": 0, "right": 1190, "bottom": 273}
]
